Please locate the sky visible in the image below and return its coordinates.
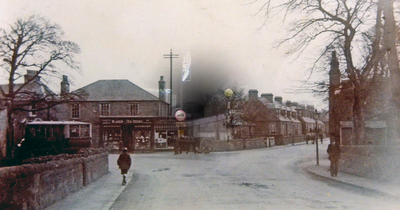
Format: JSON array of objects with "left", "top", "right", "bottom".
[{"left": 0, "top": 0, "right": 327, "bottom": 110}]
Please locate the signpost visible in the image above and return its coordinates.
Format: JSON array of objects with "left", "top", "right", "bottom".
[{"left": 175, "top": 110, "right": 186, "bottom": 138}]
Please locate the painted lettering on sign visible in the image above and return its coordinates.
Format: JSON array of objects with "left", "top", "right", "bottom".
[
  {"left": 175, "top": 110, "right": 186, "bottom": 122},
  {"left": 111, "top": 120, "right": 124, "bottom": 124}
]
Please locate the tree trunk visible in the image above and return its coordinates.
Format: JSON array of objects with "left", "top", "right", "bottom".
[
  {"left": 352, "top": 87, "right": 366, "bottom": 145},
  {"left": 382, "top": 0, "right": 400, "bottom": 140},
  {"left": 248, "top": 126, "right": 252, "bottom": 138},
  {"left": 6, "top": 102, "right": 14, "bottom": 159}
]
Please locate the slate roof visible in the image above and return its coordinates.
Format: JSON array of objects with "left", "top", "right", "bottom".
[
  {"left": 0, "top": 82, "right": 56, "bottom": 100},
  {"left": 74, "top": 79, "right": 160, "bottom": 101}
]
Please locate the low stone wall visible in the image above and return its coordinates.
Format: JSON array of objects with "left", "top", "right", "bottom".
[
  {"left": 0, "top": 153, "right": 108, "bottom": 210},
  {"left": 340, "top": 146, "right": 400, "bottom": 182},
  {"left": 210, "top": 138, "right": 271, "bottom": 152},
  {"left": 82, "top": 153, "right": 109, "bottom": 185},
  {"left": 211, "top": 139, "right": 243, "bottom": 151}
]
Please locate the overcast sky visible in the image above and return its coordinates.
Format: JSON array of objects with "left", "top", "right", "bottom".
[{"left": 0, "top": 0, "right": 327, "bottom": 110}]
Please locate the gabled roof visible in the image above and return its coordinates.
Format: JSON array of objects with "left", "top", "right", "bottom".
[
  {"left": 74, "top": 79, "right": 160, "bottom": 101},
  {"left": 0, "top": 81, "right": 56, "bottom": 100}
]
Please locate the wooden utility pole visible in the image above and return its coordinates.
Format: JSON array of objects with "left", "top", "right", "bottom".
[{"left": 163, "top": 49, "right": 179, "bottom": 116}]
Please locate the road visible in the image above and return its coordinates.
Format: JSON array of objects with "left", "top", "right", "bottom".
[{"left": 110, "top": 143, "right": 400, "bottom": 210}]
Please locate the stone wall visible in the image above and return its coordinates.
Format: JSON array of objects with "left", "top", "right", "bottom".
[
  {"left": 339, "top": 146, "right": 400, "bottom": 182},
  {"left": 0, "top": 153, "right": 108, "bottom": 210},
  {"left": 82, "top": 153, "right": 109, "bottom": 185},
  {"left": 210, "top": 138, "right": 273, "bottom": 152}
]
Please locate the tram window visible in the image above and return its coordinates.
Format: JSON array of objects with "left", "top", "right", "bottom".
[
  {"left": 81, "top": 125, "right": 90, "bottom": 137},
  {"left": 70, "top": 125, "right": 79, "bottom": 137}
]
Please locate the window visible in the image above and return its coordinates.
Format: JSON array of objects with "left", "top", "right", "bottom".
[
  {"left": 130, "top": 103, "right": 139, "bottom": 116},
  {"left": 270, "top": 123, "right": 276, "bottom": 134},
  {"left": 29, "top": 104, "right": 37, "bottom": 117},
  {"left": 100, "top": 103, "right": 110, "bottom": 116},
  {"left": 71, "top": 104, "right": 80, "bottom": 119}
]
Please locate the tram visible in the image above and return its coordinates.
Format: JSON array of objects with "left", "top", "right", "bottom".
[{"left": 16, "top": 119, "right": 92, "bottom": 159}]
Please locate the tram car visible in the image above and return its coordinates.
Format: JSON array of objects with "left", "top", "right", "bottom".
[{"left": 16, "top": 119, "right": 92, "bottom": 159}]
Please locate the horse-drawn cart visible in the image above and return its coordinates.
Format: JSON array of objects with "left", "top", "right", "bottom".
[{"left": 175, "top": 136, "right": 212, "bottom": 154}]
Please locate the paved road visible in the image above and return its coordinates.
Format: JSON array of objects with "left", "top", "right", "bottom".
[{"left": 109, "top": 144, "right": 400, "bottom": 210}]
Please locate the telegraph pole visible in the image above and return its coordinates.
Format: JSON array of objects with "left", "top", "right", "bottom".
[{"left": 164, "top": 49, "right": 179, "bottom": 116}]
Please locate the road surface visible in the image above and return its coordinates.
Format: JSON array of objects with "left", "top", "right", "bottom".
[{"left": 110, "top": 143, "right": 400, "bottom": 210}]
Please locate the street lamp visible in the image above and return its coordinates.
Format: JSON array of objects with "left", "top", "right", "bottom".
[
  {"left": 314, "top": 109, "right": 320, "bottom": 166},
  {"left": 224, "top": 89, "right": 234, "bottom": 141}
]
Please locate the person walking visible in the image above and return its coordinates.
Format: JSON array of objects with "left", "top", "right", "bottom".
[
  {"left": 327, "top": 141, "right": 341, "bottom": 177},
  {"left": 319, "top": 132, "right": 324, "bottom": 144},
  {"left": 117, "top": 147, "right": 131, "bottom": 186}
]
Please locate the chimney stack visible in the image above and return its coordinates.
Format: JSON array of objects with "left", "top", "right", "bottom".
[
  {"left": 248, "top": 89, "right": 259, "bottom": 99},
  {"left": 274, "top": 96, "right": 283, "bottom": 104},
  {"left": 159, "top": 76, "right": 166, "bottom": 102},
  {"left": 261, "top": 93, "right": 273, "bottom": 103},
  {"left": 24, "top": 70, "right": 40, "bottom": 83},
  {"left": 60, "top": 75, "right": 70, "bottom": 95}
]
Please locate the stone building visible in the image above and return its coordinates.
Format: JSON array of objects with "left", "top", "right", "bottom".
[
  {"left": 60, "top": 77, "right": 174, "bottom": 152},
  {"left": 328, "top": 51, "right": 392, "bottom": 145}
]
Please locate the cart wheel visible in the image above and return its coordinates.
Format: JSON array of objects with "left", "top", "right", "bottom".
[{"left": 200, "top": 139, "right": 212, "bottom": 154}]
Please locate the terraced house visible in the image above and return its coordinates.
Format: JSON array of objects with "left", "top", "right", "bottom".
[{"left": 242, "top": 89, "right": 324, "bottom": 145}]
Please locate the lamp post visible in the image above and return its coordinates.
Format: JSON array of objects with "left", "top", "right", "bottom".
[
  {"left": 314, "top": 109, "right": 320, "bottom": 166},
  {"left": 224, "top": 89, "right": 234, "bottom": 141}
]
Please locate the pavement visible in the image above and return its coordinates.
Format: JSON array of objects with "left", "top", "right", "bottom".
[
  {"left": 45, "top": 154, "right": 132, "bottom": 210},
  {"left": 45, "top": 145, "right": 400, "bottom": 210},
  {"left": 307, "top": 156, "right": 400, "bottom": 199}
]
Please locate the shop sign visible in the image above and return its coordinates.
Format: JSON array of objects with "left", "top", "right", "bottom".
[
  {"left": 175, "top": 110, "right": 186, "bottom": 121},
  {"left": 102, "top": 119, "right": 151, "bottom": 125}
]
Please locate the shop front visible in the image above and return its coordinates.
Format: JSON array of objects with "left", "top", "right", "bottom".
[{"left": 100, "top": 117, "right": 177, "bottom": 152}]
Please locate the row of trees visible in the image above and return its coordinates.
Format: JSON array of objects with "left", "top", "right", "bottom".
[
  {"left": 0, "top": 16, "right": 85, "bottom": 159},
  {"left": 252, "top": 0, "right": 400, "bottom": 144}
]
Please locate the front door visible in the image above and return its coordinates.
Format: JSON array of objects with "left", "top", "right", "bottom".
[{"left": 121, "top": 125, "right": 132, "bottom": 150}]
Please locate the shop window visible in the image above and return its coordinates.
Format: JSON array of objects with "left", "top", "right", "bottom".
[
  {"left": 100, "top": 103, "right": 110, "bottom": 116},
  {"left": 103, "top": 130, "right": 121, "bottom": 150},
  {"left": 130, "top": 103, "right": 139, "bottom": 116},
  {"left": 71, "top": 103, "right": 80, "bottom": 119}
]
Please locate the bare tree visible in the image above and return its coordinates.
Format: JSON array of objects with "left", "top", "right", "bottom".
[
  {"left": 239, "top": 97, "right": 270, "bottom": 138},
  {"left": 251, "top": 0, "right": 392, "bottom": 144},
  {"left": 0, "top": 15, "right": 84, "bottom": 159},
  {"left": 202, "top": 85, "right": 246, "bottom": 117}
]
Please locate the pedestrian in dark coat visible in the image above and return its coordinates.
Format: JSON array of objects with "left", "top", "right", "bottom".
[
  {"left": 319, "top": 132, "right": 323, "bottom": 144},
  {"left": 117, "top": 147, "right": 131, "bottom": 185},
  {"left": 327, "top": 141, "right": 341, "bottom": 177}
]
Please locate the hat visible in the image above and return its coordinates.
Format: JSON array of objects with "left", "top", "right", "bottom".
[{"left": 123, "top": 147, "right": 128, "bottom": 151}]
